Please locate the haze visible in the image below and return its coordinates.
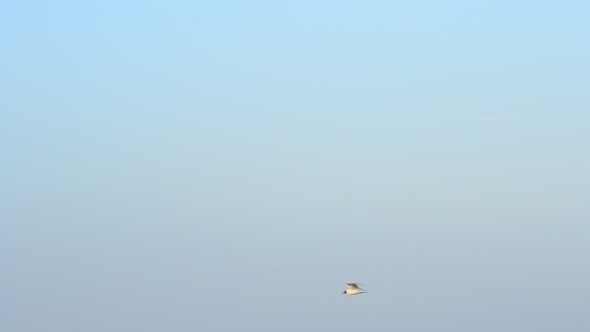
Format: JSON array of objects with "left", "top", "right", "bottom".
[{"left": 2, "top": 1, "right": 589, "bottom": 331}]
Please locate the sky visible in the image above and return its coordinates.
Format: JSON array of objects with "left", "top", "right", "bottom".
[{"left": 1, "top": 1, "right": 589, "bottom": 331}]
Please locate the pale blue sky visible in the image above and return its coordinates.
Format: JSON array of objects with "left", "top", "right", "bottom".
[{"left": 1, "top": 1, "right": 589, "bottom": 331}]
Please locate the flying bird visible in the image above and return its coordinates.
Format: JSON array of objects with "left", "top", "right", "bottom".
[{"left": 342, "top": 283, "right": 366, "bottom": 295}]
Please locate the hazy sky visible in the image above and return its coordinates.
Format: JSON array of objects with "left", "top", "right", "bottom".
[{"left": 2, "top": 1, "right": 589, "bottom": 331}]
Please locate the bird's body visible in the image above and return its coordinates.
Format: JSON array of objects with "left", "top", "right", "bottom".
[{"left": 342, "top": 283, "right": 366, "bottom": 295}]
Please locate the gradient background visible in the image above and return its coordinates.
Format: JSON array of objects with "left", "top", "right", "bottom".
[{"left": 2, "top": 1, "right": 589, "bottom": 331}]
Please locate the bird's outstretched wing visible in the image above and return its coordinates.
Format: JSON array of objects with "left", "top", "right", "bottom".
[{"left": 347, "top": 283, "right": 364, "bottom": 290}]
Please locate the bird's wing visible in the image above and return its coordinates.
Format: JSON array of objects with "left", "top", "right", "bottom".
[{"left": 347, "top": 283, "right": 363, "bottom": 290}]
